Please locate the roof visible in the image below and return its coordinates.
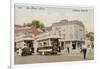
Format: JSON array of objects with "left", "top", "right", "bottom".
[
  {"left": 15, "top": 25, "right": 43, "bottom": 36},
  {"left": 52, "top": 19, "right": 84, "bottom": 27},
  {"left": 15, "top": 37, "right": 34, "bottom": 42}
]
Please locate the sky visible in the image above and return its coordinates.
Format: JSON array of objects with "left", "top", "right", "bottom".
[{"left": 15, "top": 4, "right": 94, "bottom": 32}]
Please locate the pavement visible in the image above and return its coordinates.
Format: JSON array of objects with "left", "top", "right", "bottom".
[{"left": 15, "top": 49, "right": 94, "bottom": 64}]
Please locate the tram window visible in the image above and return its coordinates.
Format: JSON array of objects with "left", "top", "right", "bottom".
[{"left": 44, "top": 42, "right": 47, "bottom": 46}]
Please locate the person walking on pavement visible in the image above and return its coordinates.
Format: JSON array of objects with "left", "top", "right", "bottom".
[
  {"left": 82, "top": 43, "right": 87, "bottom": 59},
  {"left": 65, "top": 44, "right": 70, "bottom": 54},
  {"left": 67, "top": 45, "right": 70, "bottom": 54}
]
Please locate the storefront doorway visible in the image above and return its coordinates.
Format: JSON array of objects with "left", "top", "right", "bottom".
[{"left": 72, "top": 42, "right": 76, "bottom": 50}]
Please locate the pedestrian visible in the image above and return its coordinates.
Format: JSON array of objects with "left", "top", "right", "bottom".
[
  {"left": 82, "top": 43, "right": 87, "bottom": 59},
  {"left": 18, "top": 47, "right": 22, "bottom": 56},
  {"left": 67, "top": 47, "right": 70, "bottom": 54},
  {"left": 66, "top": 44, "right": 70, "bottom": 54}
]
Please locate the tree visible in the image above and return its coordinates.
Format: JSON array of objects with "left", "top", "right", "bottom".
[
  {"left": 86, "top": 32, "right": 94, "bottom": 48},
  {"left": 40, "top": 23, "right": 45, "bottom": 29},
  {"left": 24, "top": 20, "right": 45, "bottom": 30},
  {"left": 86, "top": 32, "right": 94, "bottom": 41},
  {"left": 32, "top": 20, "right": 41, "bottom": 28}
]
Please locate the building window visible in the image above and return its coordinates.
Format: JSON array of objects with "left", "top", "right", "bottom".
[
  {"left": 56, "top": 27, "right": 60, "bottom": 30},
  {"left": 59, "top": 31, "right": 61, "bottom": 36},
  {"left": 53, "top": 31, "right": 56, "bottom": 35},
  {"left": 63, "top": 34, "right": 66, "bottom": 39},
  {"left": 70, "top": 33, "right": 73, "bottom": 39}
]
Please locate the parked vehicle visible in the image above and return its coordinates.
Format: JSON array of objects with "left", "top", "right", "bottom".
[{"left": 21, "top": 47, "right": 32, "bottom": 56}]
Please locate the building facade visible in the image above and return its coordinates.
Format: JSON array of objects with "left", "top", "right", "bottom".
[
  {"left": 15, "top": 19, "right": 85, "bottom": 54},
  {"left": 35, "top": 19, "right": 85, "bottom": 54},
  {"left": 51, "top": 20, "right": 85, "bottom": 53}
]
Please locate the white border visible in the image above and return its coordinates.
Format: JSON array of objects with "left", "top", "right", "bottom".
[
  {"left": 11, "top": 1, "right": 95, "bottom": 69},
  {"left": 10, "top": 0, "right": 14, "bottom": 68}
]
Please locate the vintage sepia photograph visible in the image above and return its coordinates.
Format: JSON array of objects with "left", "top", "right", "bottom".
[{"left": 14, "top": 4, "right": 94, "bottom": 64}]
